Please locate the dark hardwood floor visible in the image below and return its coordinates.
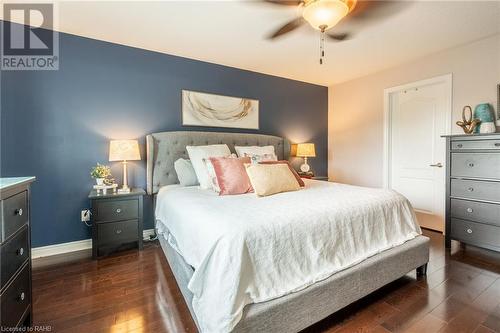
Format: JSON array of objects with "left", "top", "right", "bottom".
[{"left": 32, "top": 230, "right": 500, "bottom": 333}]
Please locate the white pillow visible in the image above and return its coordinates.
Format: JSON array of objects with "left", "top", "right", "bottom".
[
  {"left": 186, "top": 144, "right": 231, "bottom": 189},
  {"left": 244, "top": 153, "right": 278, "bottom": 164},
  {"left": 234, "top": 145, "right": 275, "bottom": 157},
  {"left": 174, "top": 158, "right": 198, "bottom": 187}
]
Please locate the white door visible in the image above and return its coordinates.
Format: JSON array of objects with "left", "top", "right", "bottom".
[{"left": 386, "top": 75, "right": 451, "bottom": 232}]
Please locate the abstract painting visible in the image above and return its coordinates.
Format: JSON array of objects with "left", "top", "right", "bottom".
[{"left": 182, "top": 90, "right": 259, "bottom": 129}]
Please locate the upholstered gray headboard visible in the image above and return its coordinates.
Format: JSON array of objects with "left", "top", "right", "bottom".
[{"left": 146, "top": 131, "right": 290, "bottom": 194}]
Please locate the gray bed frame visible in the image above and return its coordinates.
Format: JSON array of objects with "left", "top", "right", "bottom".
[{"left": 146, "top": 130, "right": 430, "bottom": 333}]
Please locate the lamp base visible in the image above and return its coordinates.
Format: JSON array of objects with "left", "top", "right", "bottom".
[
  {"left": 300, "top": 163, "right": 311, "bottom": 173},
  {"left": 117, "top": 186, "right": 131, "bottom": 194}
]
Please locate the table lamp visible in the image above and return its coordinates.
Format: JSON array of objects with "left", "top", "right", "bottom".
[
  {"left": 109, "top": 139, "right": 141, "bottom": 193},
  {"left": 296, "top": 143, "right": 316, "bottom": 173}
]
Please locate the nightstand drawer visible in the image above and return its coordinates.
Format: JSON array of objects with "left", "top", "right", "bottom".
[
  {"left": 1, "top": 191, "right": 28, "bottom": 242},
  {"left": 451, "top": 218, "right": 500, "bottom": 251},
  {"left": 95, "top": 199, "right": 138, "bottom": 222},
  {"left": 1, "top": 226, "right": 29, "bottom": 290},
  {"left": 97, "top": 219, "right": 138, "bottom": 246},
  {"left": 0, "top": 263, "right": 31, "bottom": 328},
  {"left": 451, "top": 199, "right": 500, "bottom": 227}
]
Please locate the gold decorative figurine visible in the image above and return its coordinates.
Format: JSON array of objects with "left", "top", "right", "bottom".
[{"left": 456, "top": 106, "right": 481, "bottom": 134}]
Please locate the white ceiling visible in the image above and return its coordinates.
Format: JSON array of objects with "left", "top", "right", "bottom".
[{"left": 3, "top": 1, "right": 500, "bottom": 85}]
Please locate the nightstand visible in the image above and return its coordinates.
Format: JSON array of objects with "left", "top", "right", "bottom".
[
  {"left": 89, "top": 188, "right": 145, "bottom": 258},
  {"left": 300, "top": 175, "right": 329, "bottom": 181}
]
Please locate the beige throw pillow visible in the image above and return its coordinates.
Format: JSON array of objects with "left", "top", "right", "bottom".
[{"left": 245, "top": 163, "right": 300, "bottom": 197}]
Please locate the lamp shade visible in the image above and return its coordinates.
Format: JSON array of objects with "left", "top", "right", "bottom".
[
  {"left": 296, "top": 143, "right": 316, "bottom": 158},
  {"left": 109, "top": 140, "right": 141, "bottom": 161}
]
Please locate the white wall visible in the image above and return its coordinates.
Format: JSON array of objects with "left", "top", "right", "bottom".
[{"left": 328, "top": 34, "right": 500, "bottom": 187}]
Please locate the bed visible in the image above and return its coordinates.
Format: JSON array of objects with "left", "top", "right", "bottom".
[{"left": 146, "top": 131, "right": 429, "bottom": 333}]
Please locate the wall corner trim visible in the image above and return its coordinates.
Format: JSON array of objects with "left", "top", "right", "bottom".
[{"left": 31, "top": 229, "right": 156, "bottom": 259}]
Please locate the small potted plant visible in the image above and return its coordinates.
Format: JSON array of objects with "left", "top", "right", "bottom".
[{"left": 90, "top": 163, "right": 111, "bottom": 186}]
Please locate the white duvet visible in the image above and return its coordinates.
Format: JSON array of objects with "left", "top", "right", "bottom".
[{"left": 155, "top": 180, "right": 421, "bottom": 333}]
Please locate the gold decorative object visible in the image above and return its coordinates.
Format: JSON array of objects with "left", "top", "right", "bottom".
[{"left": 456, "top": 106, "right": 481, "bottom": 134}]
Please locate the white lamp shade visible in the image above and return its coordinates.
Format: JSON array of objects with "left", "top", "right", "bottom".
[
  {"left": 296, "top": 143, "right": 316, "bottom": 158},
  {"left": 109, "top": 140, "right": 141, "bottom": 161},
  {"left": 302, "top": 0, "right": 349, "bottom": 31}
]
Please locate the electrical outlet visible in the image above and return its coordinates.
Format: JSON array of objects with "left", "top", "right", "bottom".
[{"left": 81, "top": 209, "right": 91, "bottom": 222}]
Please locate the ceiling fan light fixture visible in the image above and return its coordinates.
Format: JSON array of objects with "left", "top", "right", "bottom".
[{"left": 302, "top": 0, "right": 349, "bottom": 31}]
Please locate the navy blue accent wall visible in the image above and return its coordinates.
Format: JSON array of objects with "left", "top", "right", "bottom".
[{"left": 1, "top": 29, "right": 328, "bottom": 247}]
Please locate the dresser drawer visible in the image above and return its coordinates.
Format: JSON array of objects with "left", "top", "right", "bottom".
[
  {"left": 450, "top": 179, "right": 500, "bottom": 203},
  {"left": 452, "top": 139, "right": 500, "bottom": 150},
  {"left": 94, "top": 199, "right": 138, "bottom": 222},
  {"left": 97, "top": 219, "right": 138, "bottom": 246},
  {"left": 0, "top": 226, "right": 29, "bottom": 290},
  {"left": 0, "top": 263, "right": 31, "bottom": 328},
  {"left": 451, "top": 199, "right": 500, "bottom": 227},
  {"left": 451, "top": 153, "right": 500, "bottom": 180},
  {"left": 1, "top": 191, "right": 28, "bottom": 243},
  {"left": 450, "top": 218, "right": 500, "bottom": 251}
]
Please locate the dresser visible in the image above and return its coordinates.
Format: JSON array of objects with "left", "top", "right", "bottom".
[
  {"left": 444, "top": 134, "right": 500, "bottom": 251},
  {"left": 89, "top": 188, "right": 145, "bottom": 258},
  {"left": 0, "top": 177, "right": 35, "bottom": 329}
]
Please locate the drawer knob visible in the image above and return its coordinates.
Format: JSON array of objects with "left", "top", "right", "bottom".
[
  {"left": 17, "top": 247, "right": 24, "bottom": 256},
  {"left": 116, "top": 208, "right": 122, "bottom": 213},
  {"left": 466, "top": 208, "right": 473, "bottom": 213},
  {"left": 468, "top": 187, "right": 474, "bottom": 192},
  {"left": 466, "top": 228, "right": 473, "bottom": 234},
  {"left": 468, "top": 163, "right": 475, "bottom": 168},
  {"left": 19, "top": 292, "right": 25, "bottom": 301},
  {"left": 15, "top": 208, "right": 23, "bottom": 216},
  {"left": 116, "top": 229, "right": 122, "bottom": 234},
  {"left": 457, "top": 144, "right": 463, "bottom": 148}
]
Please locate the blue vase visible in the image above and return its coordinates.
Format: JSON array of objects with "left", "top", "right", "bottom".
[{"left": 473, "top": 103, "right": 494, "bottom": 133}]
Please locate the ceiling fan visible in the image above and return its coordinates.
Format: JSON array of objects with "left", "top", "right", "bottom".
[{"left": 264, "top": 0, "right": 410, "bottom": 64}]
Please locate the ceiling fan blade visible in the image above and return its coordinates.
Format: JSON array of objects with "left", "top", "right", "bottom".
[
  {"left": 345, "top": 0, "right": 412, "bottom": 22},
  {"left": 263, "top": 0, "right": 302, "bottom": 6},
  {"left": 327, "top": 32, "right": 350, "bottom": 41},
  {"left": 268, "top": 17, "right": 305, "bottom": 39}
]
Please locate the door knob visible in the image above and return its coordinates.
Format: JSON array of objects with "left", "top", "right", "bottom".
[{"left": 429, "top": 163, "right": 443, "bottom": 168}]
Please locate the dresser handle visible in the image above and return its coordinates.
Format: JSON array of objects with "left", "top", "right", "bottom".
[
  {"left": 466, "top": 208, "right": 473, "bottom": 213},
  {"left": 116, "top": 208, "right": 122, "bottom": 213},
  {"left": 457, "top": 144, "right": 463, "bottom": 148},
  {"left": 19, "top": 292, "right": 25, "bottom": 301},
  {"left": 467, "top": 187, "right": 474, "bottom": 192},
  {"left": 17, "top": 247, "right": 24, "bottom": 256},
  {"left": 466, "top": 228, "right": 473, "bottom": 234},
  {"left": 495, "top": 143, "right": 500, "bottom": 147},
  {"left": 115, "top": 229, "right": 122, "bottom": 234},
  {"left": 468, "top": 163, "right": 474, "bottom": 168},
  {"left": 15, "top": 208, "right": 23, "bottom": 216}
]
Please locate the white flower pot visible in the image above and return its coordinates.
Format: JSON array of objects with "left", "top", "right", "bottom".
[{"left": 95, "top": 178, "right": 105, "bottom": 186}]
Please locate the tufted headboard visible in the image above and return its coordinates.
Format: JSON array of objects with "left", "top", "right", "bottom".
[{"left": 146, "top": 131, "right": 290, "bottom": 194}]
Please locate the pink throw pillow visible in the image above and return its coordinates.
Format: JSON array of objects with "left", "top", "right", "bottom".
[
  {"left": 259, "top": 160, "right": 305, "bottom": 187},
  {"left": 208, "top": 157, "right": 254, "bottom": 195}
]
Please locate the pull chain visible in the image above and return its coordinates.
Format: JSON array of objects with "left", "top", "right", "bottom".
[{"left": 319, "top": 25, "right": 326, "bottom": 65}]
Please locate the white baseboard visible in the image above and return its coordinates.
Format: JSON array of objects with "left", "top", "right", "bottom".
[{"left": 31, "top": 228, "right": 156, "bottom": 259}]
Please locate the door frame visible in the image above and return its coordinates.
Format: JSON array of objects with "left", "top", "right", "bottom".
[{"left": 383, "top": 73, "right": 453, "bottom": 189}]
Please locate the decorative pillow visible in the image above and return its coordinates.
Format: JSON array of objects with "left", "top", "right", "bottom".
[
  {"left": 244, "top": 153, "right": 278, "bottom": 164},
  {"left": 186, "top": 144, "right": 231, "bottom": 189},
  {"left": 235, "top": 145, "right": 276, "bottom": 157},
  {"left": 205, "top": 156, "right": 253, "bottom": 195},
  {"left": 259, "top": 160, "right": 305, "bottom": 187},
  {"left": 174, "top": 158, "right": 199, "bottom": 186},
  {"left": 245, "top": 164, "right": 301, "bottom": 197}
]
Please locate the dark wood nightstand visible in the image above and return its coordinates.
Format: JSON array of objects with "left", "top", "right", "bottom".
[
  {"left": 300, "top": 175, "right": 329, "bottom": 181},
  {"left": 89, "top": 188, "right": 145, "bottom": 259}
]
